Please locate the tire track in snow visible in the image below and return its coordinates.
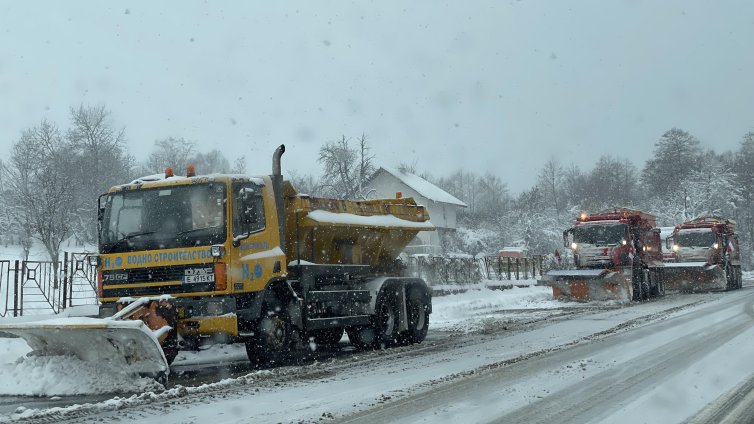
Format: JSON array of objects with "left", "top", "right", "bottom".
[{"left": 332, "top": 293, "right": 746, "bottom": 424}]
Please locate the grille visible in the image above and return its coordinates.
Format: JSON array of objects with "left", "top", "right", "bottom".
[
  {"left": 101, "top": 264, "right": 216, "bottom": 297},
  {"left": 103, "top": 264, "right": 210, "bottom": 284}
]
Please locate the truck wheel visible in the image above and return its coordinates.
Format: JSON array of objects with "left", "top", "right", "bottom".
[
  {"left": 738, "top": 266, "right": 744, "bottom": 289},
  {"left": 346, "top": 326, "right": 377, "bottom": 350},
  {"left": 632, "top": 263, "right": 643, "bottom": 302},
  {"left": 401, "top": 286, "right": 430, "bottom": 345},
  {"left": 308, "top": 328, "right": 344, "bottom": 348},
  {"left": 373, "top": 294, "right": 400, "bottom": 348},
  {"left": 346, "top": 292, "right": 400, "bottom": 350},
  {"left": 246, "top": 305, "right": 291, "bottom": 367},
  {"left": 725, "top": 263, "right": 734, "bottom": 291}
]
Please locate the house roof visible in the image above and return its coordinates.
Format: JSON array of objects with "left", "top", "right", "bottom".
[{"left": 372, "top": 167, "right": 467, "bottom": 207}]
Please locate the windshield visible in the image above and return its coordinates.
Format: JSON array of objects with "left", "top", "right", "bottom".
[
  {"left": 676, "top": 230, "right": 716, "bottom": 247},
  {"left": 573, "top": 224, "right": 626, "bottom": 246},
  {"left": 100, "top": 183, "right": 226, "bottom": 253}
]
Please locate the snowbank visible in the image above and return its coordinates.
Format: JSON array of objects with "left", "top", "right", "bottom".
[
  {"left": 0, "top": 354, "right": 162, "bottom": 396},
  {"left": 0, "top": 285, "right": 567, "bottom": 397},
  {"left": 431, "top": 285, "right": 563, "bottom": 332}
]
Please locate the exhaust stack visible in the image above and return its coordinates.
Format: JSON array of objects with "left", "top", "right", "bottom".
[{"left": 271, "top": 144, "right": 286, "bottom": 250}]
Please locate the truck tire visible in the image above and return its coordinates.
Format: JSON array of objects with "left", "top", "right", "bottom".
[
  {"left": 738, "top": 266, "right": 744, "bottom": 289},
  {"left": 401, "top": 286, "right": 430, "bottom": 345},
  {"left": 346, "top": 291, "right": 400, "bottom": 350},
  {"left": 632, "top": 262, "right": 643, "bottom": 302},
  {"left": 373, "top": 293, "right": 400, "bottom": 348},
  {"left": 245, "top": 304, "right": 292, "bottom": 367},
  {"left": 346, "top": 326, "right": 377, "bottom": 350},
  {"left": 725, "top": 263, "right": 734, "bottom": 291}
]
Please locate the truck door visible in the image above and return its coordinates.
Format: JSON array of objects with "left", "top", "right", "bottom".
[{"left": 231, "top": 182, "right": 275, "bottom": 293}]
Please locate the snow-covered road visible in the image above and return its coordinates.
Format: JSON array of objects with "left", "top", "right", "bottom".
[{"left": 2, "top": 285, "right": 754, "bottom": 423}]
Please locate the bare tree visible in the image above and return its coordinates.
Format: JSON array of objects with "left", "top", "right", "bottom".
[
  {"left": 288, "top": 171, "right": 322, "bottom": 196},
  {"left": 537, "top": 157, "right": 563, "bottom": 217},
  {"left": 7, "top": 120, "right": 76, "bottom": 277},
  {"left": 317, "top": 134, "right": 375, "bottom": 199},
  {"left": 67, "top": 104, "right": 133, "bottom": 244},
  {"left": 191, "top": 149, "right": 231, "bottom": 174},
  {"left": 145, "top": 137, "right": 197, "bottom": 175},
  {"left": 356, "top": 133, "right": 376, "bottom": 196},
  {"left": 231, "top": 155, "right": 247, "bottom": 174}
]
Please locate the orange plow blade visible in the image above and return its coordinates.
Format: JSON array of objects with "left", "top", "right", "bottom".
[
  {"left": 540, "top": 269, "right": 633, "bottom": 303},
  {"left": 663, "top": 262, "right": 727, "bottom": 292}
]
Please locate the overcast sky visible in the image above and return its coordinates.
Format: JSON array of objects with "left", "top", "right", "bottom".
[{"left": 1, "top": 1, "right": 753, "bottom": 192}]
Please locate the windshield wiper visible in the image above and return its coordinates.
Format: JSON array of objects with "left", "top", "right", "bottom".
[
  {"left": 107, "top": 231, "right": 157, "bottom": 251},
  {"left": 175, "top": 226, "right": 221, "bottom": 236}
]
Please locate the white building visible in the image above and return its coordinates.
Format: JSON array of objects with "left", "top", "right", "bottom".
[{"left": 365, "top": 167, "right": 467, "bottom": 254}]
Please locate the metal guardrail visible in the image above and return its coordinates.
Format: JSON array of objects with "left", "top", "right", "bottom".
[
  {"left": 0, "top": 252, "right": 98, "bottom": 317},
  {"left": 481, "top": 255, "right": 545, "bottom": 281},
  {"left": 406, "top": 254, "right": 546, "bottom": 285}
]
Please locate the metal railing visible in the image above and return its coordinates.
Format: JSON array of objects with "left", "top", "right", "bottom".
[
  {"left": 0, "top": 253, "right": 98, "bottom": 317},
  {"left": 481, "top": 256, "right": 545, "bottom": 281}
]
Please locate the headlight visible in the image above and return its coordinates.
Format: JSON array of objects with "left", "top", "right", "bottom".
[
  {"left": 88, "top": 255, "right": 100, "bottom": 267},
  {"left": 672, "top": 244, "right": 680, "bottom": 252},
  {"left": 211, "top": 245, "right": 225, "bottom": 258},
  {"left": 571, "top": 242, "right": 578, "bottom": 250},
  {"left": 713, "top": 243, "right": 719, "bottom": 249},
  {"left": 621, "top": 239, "right": 627, "bottom": 246},
  {"left": 98, "top": 305, "right": 117, "bottom": 318}
]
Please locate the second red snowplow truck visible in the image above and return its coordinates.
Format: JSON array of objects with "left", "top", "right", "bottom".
[
  {"left": 540, "top": 208, "right": 665, "bottom": 303},
  {"left": 664, "top": 217, "right": 742, "bottom": 292}
]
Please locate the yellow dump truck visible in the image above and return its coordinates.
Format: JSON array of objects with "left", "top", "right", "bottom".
[{"left": 0, "top": 145, "right": 434, "bottom": 380}]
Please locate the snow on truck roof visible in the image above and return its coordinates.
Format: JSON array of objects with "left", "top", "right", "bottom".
[
  {"left": 306, "top": 210, "right": 435, "bottom": 230},
  {"left": 114, "top": 174, "right": 266, "bottom": 191},
  {"left": 372, "top": 167, "right": 467, "bottom": 207}
]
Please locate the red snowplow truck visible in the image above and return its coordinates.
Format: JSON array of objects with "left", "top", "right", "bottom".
[
  {"left": 540, "top": 208, "right": 665, "bottom": 303},
  {"left": 664, "top": 217, "right": 742, "bottom": 292}
]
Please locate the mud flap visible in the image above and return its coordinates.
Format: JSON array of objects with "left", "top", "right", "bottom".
[
  {"left": 0, "top": 318, "right": 170, "bottom": 378},
  {"left": 540, "top": 269, "right": 633, "bottom": 303},
  {"left": 663, "top": 263, "right": 727, "bottom": 292}
]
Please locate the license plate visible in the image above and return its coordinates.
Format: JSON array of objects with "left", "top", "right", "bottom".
[{"left": 183, "top": 274, "right": 215, "bottom": 284}]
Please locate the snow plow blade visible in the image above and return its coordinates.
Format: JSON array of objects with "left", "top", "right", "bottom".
[
  {"left": 0, "top": 317, "right": 170, "bottom": 378},
  {"left": 540, "top": 269, "right": 632, "bottom": 303},
  {"left": 663, "top": 262, "right": 727, "bottom": 292}
]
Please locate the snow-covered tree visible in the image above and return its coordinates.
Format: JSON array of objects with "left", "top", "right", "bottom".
[
  {"left": 641, "top": 128, "right": 702, "bottom": 197},
  {"left": 317, "top": 134, "right": 375, "bottom": 199},
  {"left": 7, "top": 120, "right": 77, "bottom": 275},
  {"left": 145, "top": 137, "right": 197, "bottom": 175},
  {"left": 67, "top": 104, "right": 133, "bottom": 244},
  {"left": 191, "top": 149, "right": 231, "bottom": 174}
]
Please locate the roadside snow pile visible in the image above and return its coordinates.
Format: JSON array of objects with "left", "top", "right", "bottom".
[
  {"left": 0, "top": 335, "right": 161, "bottom": 396},
  {"left": 431, "top": 286, "right": 562, "bottom": 332},
  {"left": 0, "top": 353, "right": 162, "bottom": 396}
]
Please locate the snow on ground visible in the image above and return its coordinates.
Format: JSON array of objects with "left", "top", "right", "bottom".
[
  {"left": 0, "top": 285, "right": 564, "bottom": 398},
  {"left": 0, "top": 353, "right": 162, "bottom": 396},
  {"left": 431, "top": 285, "right": 564, "bottom": 332}
]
